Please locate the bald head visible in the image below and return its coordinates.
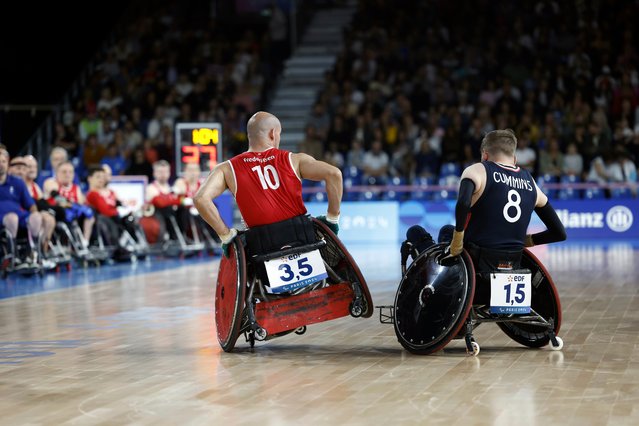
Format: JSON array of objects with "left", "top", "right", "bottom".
[
  {"left": 24, "top": 155, "right": 38, "bottom": 181},
  {"left": 246, "top": 111, "right": 282, "bottom": 151}
]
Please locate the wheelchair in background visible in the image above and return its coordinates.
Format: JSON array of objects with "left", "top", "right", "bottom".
[
  {"left": 1, "top": 226, "right": 45, "bottom": 278},
  {"left": 378, "top": 242, "right": 563, "bottom": 356},
  {"left": 214, "top": 216, "right": 373, "bottom": 352}
]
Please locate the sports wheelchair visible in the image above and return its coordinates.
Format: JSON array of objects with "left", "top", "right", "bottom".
[
  {"left": 214, "top": 216, "right": 374, "bottom": 352},
  {"left": 378, "top": 242, "right": 563, "bottom": 356},
  {"left": 0, "top": 226, "right": 45, "bottom": 278}
]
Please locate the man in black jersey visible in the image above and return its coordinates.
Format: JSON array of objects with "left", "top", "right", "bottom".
[{"left": 440, "top": 129, "right": 566, "bottom": 280}]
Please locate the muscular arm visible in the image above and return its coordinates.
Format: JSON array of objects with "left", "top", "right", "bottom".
[
  {"left": 194, "top": 162, "right": 232, "bottom": 237},
  {"left": 296, "top": 153, "right": 342, "bottom": 217}
]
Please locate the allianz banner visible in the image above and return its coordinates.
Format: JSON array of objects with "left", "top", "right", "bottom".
[{"left": 398, "top": 199, "right": 638, "bottom": 240}]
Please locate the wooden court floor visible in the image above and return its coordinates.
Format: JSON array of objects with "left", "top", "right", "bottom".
[{"left": 1, "top": 242, "right": 638, "bottom": 426}]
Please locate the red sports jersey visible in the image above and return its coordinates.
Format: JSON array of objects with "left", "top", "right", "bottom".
[
  {"left": 184, "top": 180, "right": 201, "bottom": 198},
  {"left": 229, "top": 148, "right": 306, "bottom": 227},
  {"left": 58, "top": 182, "right": 80, "bottom": 203},
  {"left": 149, "top": 182, "right": 180, "bottom": 208},
  {"left": 87, "top": 189, "right": 118, "bottom": 217}
]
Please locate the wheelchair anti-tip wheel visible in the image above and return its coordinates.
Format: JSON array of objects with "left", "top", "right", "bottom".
[
  {"left": 215, "top": 239, "right": 247, "bottom": 352},
  {"left": 393, "top": 244, "right": 476, "bottom": 355}
]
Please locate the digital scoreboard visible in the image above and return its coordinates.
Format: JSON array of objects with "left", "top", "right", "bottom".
[{"left": 175, "top": 122, "right": 223, "bottom": 176}]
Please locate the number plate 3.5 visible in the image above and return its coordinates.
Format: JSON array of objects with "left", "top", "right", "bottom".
[
  {"left": 264, "top": 249, "right": 328, "bottom": 294},
  {"left": 489, "top": 272, "right": 531, "bottom": 314}
]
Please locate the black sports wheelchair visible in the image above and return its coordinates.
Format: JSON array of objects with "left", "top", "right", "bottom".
[
  {"left": 1, "top": 225, "right": 45, "bottom": 278},
  {"left": 378, "top": 228, "right": 563, "bottom": 356},
  {"left": 214, "top": 215, "right": 374, "bottom": 352}
]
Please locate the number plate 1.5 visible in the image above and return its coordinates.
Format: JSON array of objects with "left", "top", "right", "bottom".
[
  {"left": 264, "top": 249, "right": 328, "bottom": 294},
  {"left": 489, "top": 272, "right": 531, "bottom": 314}
]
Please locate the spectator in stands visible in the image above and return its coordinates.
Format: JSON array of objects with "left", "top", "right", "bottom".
[
  {"left": 83, "top": 134, "right": 107, "bottom": 170},
  {"left": 345, "top": 139, "right": 366, "bottom": 171},
  {"left": 100, "top": 142, "right": 127, "bottom": 176},
  {"left": 0, "top": 149, "right": 44, "bottom": 268},
  {"left": 298, "top": 124, "right": 324, "bottom": 161},
  {"left": 515, "top": 130, "right": 537, "bottom": 172},
  {"left": 323, "top": 141, "right": 345, "bottom": 170},
  {"left": 126, "top": 147, "right": 153, "bottom": 180},
  {"left": 361, "top": 140, "right": 389, "bottom": 184},
  {"left": 307, "top": 103, "right": 331, "bottom": 141},
  {"left": 538, "top": 137, "right": 564, "bottom": 177},
  {"left": 563, "top": 142, "right": 584, "bottom": 177},
  {"left": 413, "top": 139, "right": 439, "bottom": 179}
]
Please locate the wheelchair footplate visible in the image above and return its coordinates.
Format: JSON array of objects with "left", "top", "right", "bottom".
[{"left": 253, "top": 282, "right": 355, "bottom": 337}]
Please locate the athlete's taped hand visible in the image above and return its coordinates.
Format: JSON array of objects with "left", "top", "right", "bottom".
[
  {"left": 317, "top": 214, "right": 339, "bottom": 235},
  {"left": 220, "top": 228, "right": 238, "bottom": 258},
  {"left": 437, "top": 230, "right": 464, "bottom": 266}
]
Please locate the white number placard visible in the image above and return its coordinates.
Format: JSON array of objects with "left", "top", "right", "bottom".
[
  {"left": 264, "top": 249, "right": 328, "bottom": 294},
  {"left": 490, "top": 272, "right": 531, "bottom": 314}
]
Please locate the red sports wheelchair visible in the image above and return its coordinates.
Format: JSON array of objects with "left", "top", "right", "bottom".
[
  {"left": 378, "top": 242, "right": 563, "bottom": 356},
  {"left": 214, "top": 217, "right": 374, "bottom": 352}
]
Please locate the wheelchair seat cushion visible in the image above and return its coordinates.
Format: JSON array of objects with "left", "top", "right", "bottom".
[{"left": 245, "top": 214, "right": 316, "bottom": 257}]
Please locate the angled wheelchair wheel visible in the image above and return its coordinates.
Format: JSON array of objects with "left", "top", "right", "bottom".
[
  {"left": 215, "top": 238, "right": 247, "bottom": 352},
  {"left": 496, "top": 248, "right": 562, "bottom": 348},
  {"left": 394, "top": 245, "right": 475, "bottom": 355},
  {"left": 312, "top": 217, "right": 374, "bottom": 318}
]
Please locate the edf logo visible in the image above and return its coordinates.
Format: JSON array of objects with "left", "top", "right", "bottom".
[{"left": 606, "top": 206, "right": 633, "bottom": 232}]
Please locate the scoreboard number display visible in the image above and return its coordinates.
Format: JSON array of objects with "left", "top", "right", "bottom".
[{"left": 175, "top": 122, "right": 223, "bottom": 176}]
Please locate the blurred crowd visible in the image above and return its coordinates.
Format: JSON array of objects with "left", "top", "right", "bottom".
[
  {"left": 299, "top": 0, "right": 638, "bottom": 198},
  {"left": 35, "top": 0, "right": 639, "bottom": 201}
]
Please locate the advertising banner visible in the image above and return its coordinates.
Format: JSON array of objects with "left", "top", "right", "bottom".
[
  {"left": 398, "top": 199, "right": 639, "bottom": 240},
  {"left": 305, "top": 201, "right": 399, "bottom": 244}
]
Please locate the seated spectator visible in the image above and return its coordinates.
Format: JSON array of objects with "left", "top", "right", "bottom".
[
  {"left": 345, "top": 139, "right": 366, "bottom": 171},
  {"left": 361, "top": 140, "right": 389, "bottom": 183},
  {"left": 389, "top": 142, "right": 414, "bottom": 180},
  {"left": 126, "top": 147, "right": 154, "bottom": 180},
  {"left": 413, "top": 139, "right": 439, "bottom": 179},
  {"left": 563, "top": 142, "right": 584, "bottom": 177},
  {"left": 538, "top": 137, "right": 564, "bottom": 177},
  {"left": 0, "top": 149, "right": 44, "bottom": 269},
  {"left": 323, "top": 141, "right": 345, "bottom": 169},
  {"left": 43, "top": 161, "right": 95, "bottom": 243},
  {"left": 586, "top": 150, "right": 622, "bottom": 184},
  {"left": 515, "top": 130, "right": 537, "bottom": 172},
  {"left": 83, "top": 134, "right": 107, "bottom": 169},
  {"left": 100, "top": 142, "right": 127, "bottom": 176},
  {"left": 298, "top": 124, "right": 324, "bottom": 161},
  {"left": 38, "top": 146, "right": 76, "bottom": 187}
]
